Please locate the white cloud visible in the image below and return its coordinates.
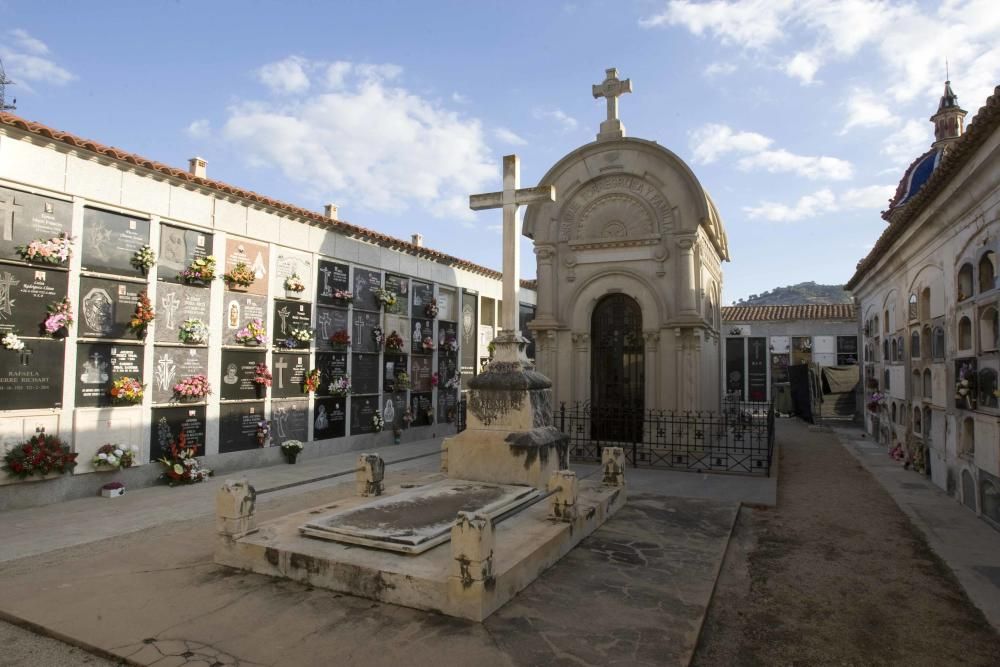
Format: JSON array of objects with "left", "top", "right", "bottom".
[
  {"left": 324, "top": 61, "right": 352, "bottom": 89},
  {"left": 704, "top": 61, "right": 737, "bottom": 77},
  {"left": 494, "top": 127, "right": 527, "bottom": 145},
  {"left": 9, "top": 29, "right": 49, "bottom": 56},
  {"left": 256, "top": 56, "right": 311, "bottom": 95},
  {"left": 784, "top": 51, "right": 820, "bottom": 84},
  {"left": 640, "top": 0, "right": 793, "bottom": 49},
  {"left": 186, "top": 119, "right": 210, "bottom": 139},
  {"left": 533, "top": 107, "right": 578, "bottom": 131},
  {"left": 223, "top": 59, "right": 495, "bottom": 222},
  {"left": 881, "top": 119, "right": 930, "bottom": 166},
  {"left": 0, "top": 29, "right": 74, "bottom": 87},
  {"left": 840, "top": 184, "right": 895, "bottom": 210},
  {"left": 451, "top": 92, "right": 469, "bottom": 104},
  {"left": 689, "top": 123, "right": 771, "bottom": 164},
  {"left": 841, "top": 87, "right": 900, "bottom": 134},
  {"left": 744, "top": 183, "right": 893, "bottom": 222}
]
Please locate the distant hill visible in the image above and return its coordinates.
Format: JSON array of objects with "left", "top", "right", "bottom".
[{"left": 733, "top": 282, "right": 852, "bottom": 306}]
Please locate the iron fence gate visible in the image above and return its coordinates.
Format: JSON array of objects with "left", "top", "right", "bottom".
[{"left": 558, "top": 398, "right": 775, "bottom": 476}]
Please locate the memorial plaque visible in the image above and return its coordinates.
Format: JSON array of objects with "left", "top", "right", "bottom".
[
  {"left": 384, "top": 273, "right": 409, "bottom": 315},
  {"left": 75, "top": 342, "right": 144, "bottom": 408},
  {"left": 154, "top": 282, "right": 211, "bottom": 343},
  {"left": 81, "top": 208, "right": 150, "bottom": 277},
  {"left": 411, "top": 355, "right": 433, "bottom": 392},
  {"left": 771, "top": 353, "right": 789, "bottom": 384},
  {"left": 151, "top": 405, "right": 206, "bottom": 460},
  {"left": 314, "top": 352, "right": 348, "bottom": 397},
  {"left": 748, "top": 337, "right": 768, "bottom": 401},
  {"left": 78, "top": 276, "right": 143, "bottom": 339},
  {"left": 437, "top": 288, "right": 457, "bottom": 322},
  {"left": 224, "top": 237, "right": 269, "bottom": 296},
  {"left": 0, "top": 337, "right": 64, "bottom": 410},
  {"left": 0, "top": 265, "right": 68, "bottom": 336},
  {"left": 352, "top": 353, "right": 380, "bottom": 395},
  {"left": 411, "top": 281, "right": 433, "bottom": 318},
  {"left": 437, "top": 320, "right": 458, "bottom": 352},
  {"left": 410, "top": 392, "right": 433, "bottom": 427},
  {"left": 219, "top": 402, "right": 266, "bottom": 453},
  {"left": 220, "top": 349, "right": 267, "bottom": 401},
  {"left": 313, "top": 396, "right": 346, "bottom": 440},
  {"left": 271, "top": 351, "right": 309, "bottom": 398},
  {"left": 438, "top": 352, "right": 458, "bottom": 384},
  {"left": 411, "top": 318, "right": 433, "bottom": 355},
  {"left": 151, "top": 346, "right": 208, "bottom": 404},
  {"left": 461, "top": 290, "right": 478, "bottom": 382},
  {"left": 223, "top": 294, "right": 267, "bottom": 346},
  {"left": 352, "top": 267, "right": 381, "bottom": 312},
  {"left": 275, "top": 249, "right": 312, "bottom": 297},
  {"left": 352, "top": 310, "right": 380, "bottom": 354},
  {"left": 383, "top": 353, "right": 407, "bottom": 393},
  {"left": 315, "top": 306, "right": 349, "bottom": 350},
  {"left": 158, "top": 224, "right": 212, "bottom": 284},
  {"left": 0, "top": 186, "right": 72, "bottom": 263},
  {"left": 272, "top": 399, "right": 309, "bottom": 445},
  {"left": 273, "top": 299, "right": 313, "bottom": 349},
  {"left": 438, "top": 387, "right": 458, "bottom": 424},
  {"left": 316, "top": 259, "right": 350, "bottom": 305},
  {"left": 350, "top": 395, "right": 379, "bottom": 435}
]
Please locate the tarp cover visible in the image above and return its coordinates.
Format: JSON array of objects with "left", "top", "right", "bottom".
[{"left": 822, "top": 365, "right": 859, "bottom": 394}]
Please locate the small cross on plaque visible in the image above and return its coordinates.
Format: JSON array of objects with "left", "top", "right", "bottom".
[
  {"left": 0, "top": 194, "right": 22, "bottom": 242},
  {"left": 592, "top": 67, "right": 633, "bottom": 141}
]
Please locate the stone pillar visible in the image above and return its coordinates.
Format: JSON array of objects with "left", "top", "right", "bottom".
[
  {"left": 533, "top": 244, "right": 557, "bottom": 324},
  {"left": 644, "top": 331, "right": 660, "bottom": 412},
  {"left": 572, "top": 333, "right": 589, "bottom": 404},
  {"left": 356, "top": 453, "right": 385, "bottom": 496},
  {"left": 548, "top": 470, "right": 578, "bottom": 521},
  {"left": 215, "top": 479, "right": 257, "bottom": 539},
  {"left": 450, "top": 512, "right": 495, "bottom": 588},
  {"left": 677, "top": 238, "right": 698, "bottom": 316},
  {"left": 601, "top": 447, "right": 626, "bottom": 487}
]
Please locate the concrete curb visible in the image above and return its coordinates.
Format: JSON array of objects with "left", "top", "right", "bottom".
[{"left": 0, "top": 610, "right": 132, "bottom": 667}]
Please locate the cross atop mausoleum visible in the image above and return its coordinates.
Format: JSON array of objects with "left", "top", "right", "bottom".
[{"left": 592, "top": 67, "right": 632, "bottom": 141}]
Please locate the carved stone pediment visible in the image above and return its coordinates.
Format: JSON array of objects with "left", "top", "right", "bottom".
[{"left": 558, "top": 174, "right": 673, "bottom": 244}]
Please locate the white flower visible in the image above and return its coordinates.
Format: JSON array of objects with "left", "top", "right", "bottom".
[
  {"left": 114, "top": 449, "right": 124, "bottom": 457},
  {"left": 98, "top": 452, "right": 108, "bottom": 460},
  {"left": 106, "top": 456, "right": 118, "bottom": 466},
  {"left": 130, "top": 445, "right": 139, "bottom": 453}
]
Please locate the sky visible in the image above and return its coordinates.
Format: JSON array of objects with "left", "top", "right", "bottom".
[{"left": 1, "top": 0, "right": 998, "bottom": 305}]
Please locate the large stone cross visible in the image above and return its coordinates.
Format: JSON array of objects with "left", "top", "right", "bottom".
[
  {"left": 470, "top": 155, "right": 554, "bottom": 337},
  {"left": 592, "top": 67, "right": 632, "bottom": 141}
]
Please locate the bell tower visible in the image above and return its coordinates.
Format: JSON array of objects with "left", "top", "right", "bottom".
[{"left": 930, "top": 78, "right": 966, "bottom": 149}]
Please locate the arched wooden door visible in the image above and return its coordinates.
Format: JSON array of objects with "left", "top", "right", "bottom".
[{"left": 590, "top": 294, "right": 644, "bottom": 441}]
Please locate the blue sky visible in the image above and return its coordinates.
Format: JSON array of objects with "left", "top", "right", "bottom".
[{"left": 1, "top": 1, "right": 998, "bottom": 304}]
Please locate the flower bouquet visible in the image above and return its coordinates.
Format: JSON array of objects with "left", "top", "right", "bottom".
[
  {"left": 431, "top": 372, "right": 439, "bottom": 387},
  {"left": 44, "top": 297, "right": 73, "bottom": 336},
  {"left": 2, "top": 432, "right": 77, "bottom": 479},
  {"left": 956, "top": 361, "right": 977, "bottom": 409},
  {"left": 385, "top": 330, "right": 404, "bottom": 352},
  {"left": 424, "top": 298, "right": 439, "bottom": 318},
  {"left": 16, "top": 233, "right": 72, "bottom": 265},
  {"left": 128, "top": 291, "right": 155, "bottom": 337},
  {"left": 445, "top": 374, "right": 461, "bottom": 391},
  {"left": 256, "top": 420, "right": 271, "bottom": 447},
  {"left": 330, "top": 329, "right": 351, "bottom": 350},
  {"left": 333, "top": 289, "right": 353, "bottom": 304},
  {"left": 235, "top": 318, "right": 268, "bottom": 346},
  {"left": 110, "top": 377, "right": 144, "bottom": 405},
  {"left": 253, "top": 362, "right": 272, "bottom": 387},
  {"left": 422, "top": 336, "right": 435, "bottom": 352},
  {"left": 303, "top": 369, "right": 321, "bottom": 394},
  {"left": 178, "top": 318, "right": 208, "bottom": 344},
  {"left": 173, "top": 374, "right": 211, "bottom": 400},
  {"left": 158, "top": 432, "right": 211, "bottom": 486},
  {"left": 131, "top": 245, "right": 156, "bottom": 271},
  {"left": 284, "top": 274, "right": 306, "bottom": 297},
  {"left": 395, "top": 372, "right": 411, "bottom": 391},
  {"left": 329, "top": 375, "right": 352, "bottom": 397},
  {"left": 866, "top": 391, "right": 885, "bottom": 414},
  {"left": 2, "top": 332, "right": 24, "bottom": 351},
  {"left": 283, "top": 327, "right": 313, "bottom": 348},
  {"left": 372, "top": 412, "right": 384, "bottom": 432},
  {"left": 439, "top": 335, "right": 459, "bottom": 353},
  {"left": 223, "top": 262, "right": 255, "bottom": 289},
  {"left": 92, "top": 443, "right": 139, "bottom": 470},
  {"left": 374, "top": 287, "right": 397, "bottom": 310},
  {"left": 179, "top": 255, "right": 216, "bottom": 284},
  {"left": 280, "top": 439, "right": 303, "bottom": 464},
  {"left": 101, "top": 481, "right": 126, "bottom": 498},
  {"left": 373, "top": 326, "right": 387, "bottom": 348}
]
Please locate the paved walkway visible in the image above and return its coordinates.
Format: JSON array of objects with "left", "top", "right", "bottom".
[{"left": 831, "top": 423, "right": 1000, "bottom": 633}]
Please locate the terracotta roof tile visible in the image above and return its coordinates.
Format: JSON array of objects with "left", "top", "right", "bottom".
[
  {"left": 722, "top": 304, "right": 857, "bottom": 322},
  {"left": 0, "top": 112, "right": 536, "bottom": 289}
]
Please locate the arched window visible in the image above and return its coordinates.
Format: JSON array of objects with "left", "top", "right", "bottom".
[
  {"left": 874, "top": 315, "right": 880, "bottom": 336},
  {"left": 922, "top": 325, "right": 932, "bottom": 359},
  {"left": 897, "top": 335, "right": 906, "bottom": 361},
  {"left": 922, "top": 368, "right": 932, "bottom": 400},
  {"left": 961, "top": 417, "right": 975, "bottom": 456},
  {"left": 920, "top": 287, "right": 931, "bottom": 319},
  {"left": 979, "top": 251, "right": 996, "bottom": 293},
  {"left": 958, "top": 263, "right": 974, "bottom": 300},
  {"left": 958, "top": 316, "right": 973, "bottom": 351},
  {"left": 908, "top": 293, "right": 918, "bottom": 320},
  {"left": 884, "top": 368, "right": 890, "bottom": 391},
  {"left": 980, "top": 306, "right": 999, "bottom": 351},
  {"left": 913, "top": 407, "right": 921, "bottom": 433},
  {"left": 910, "top": 331, "right": 920, "bottom": 358},
  {"left": 884, "top": 310, "right": 890, "bottom": 333},
  {"left": 891, "top": 338, "right": 898, "bottom": 361},
  {"left": 883, "top": 339, "right": 890, "bottom": 361},
  {"left": 891, "top": 402, "right": 897, "bottom": 423},
  {"left": 923, "top": 406, "right": 932, "bottom": 441},
  {"left": 962, "top": 469, "right": 977, "bottom": 511},
  {"left": 978, "top": 368, "right": 998, "bottom": 408},
  {"left": 932, "top": 327, "right": 946, "bottom": 359},
  {"left": 912, "top": 369, "right": 921, "bottom": 397}
]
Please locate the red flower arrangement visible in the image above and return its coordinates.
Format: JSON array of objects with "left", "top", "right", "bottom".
[
  {"left": 330, "top": 329, "right": 351, "bottom": 348},
  {"left": 128, "top": 291, "right": 155, "bottom": 336},
  {"left": 386, "top": 330, "right": 404, "bottom": 352},
  {"left": 253, "top": 362, "right": 272, "bottom": 387},
  {"left": 303, "top": 368, "right": 321, "bottom": 394},
  {"left": 157, "top": 432, "right": 211, "bottom": 486},
  {"left": 2, "top": 432, "right": 77, "bottom": 479}
]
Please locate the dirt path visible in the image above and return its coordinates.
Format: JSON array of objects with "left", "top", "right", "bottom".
[{"left": 693, "top": 419, "right": 1000, "bottom": 666}]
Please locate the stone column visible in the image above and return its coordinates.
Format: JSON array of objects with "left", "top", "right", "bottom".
[
  {"left": 533, "top": 244, "right": 557, "bottom": 324},
  {"left": 677, "top": 238, "right": 698, "bottom": 316},
  {"left": 548, "top": 470, "right": 578, "bottom": 521},
  {"left": 215, "top": 479, "right": 257, "bottom": 539},
  {"left": 644, "top": 330, "right": 660, "bottom": 412},
  {"left": 356, "top": 453, "right": 385, "bottom": 496},
  {"left": 572, "top": 333, "right": 590, "bottom": 404}
]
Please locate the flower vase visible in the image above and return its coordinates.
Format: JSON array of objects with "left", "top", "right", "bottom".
[
  {"left": 393, "top": 435, "right": 401, "bottom": 445},
  {"left": 284, "top": 451, "right": 298, "bottom": 464},
  {"left": 255, "top": 385, "right": 266, "bottom": 399},
  {"left": 286, "top": 289, "right": 300, "bottom": 300},
  {"left": 257, "top": 436, "right": 269, "bottom": 448},
  {"left": 229, "top": 284, "right": 249, "bottom": 293}
]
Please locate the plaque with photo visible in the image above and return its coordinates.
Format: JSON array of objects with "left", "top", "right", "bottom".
[
  {"left": 411, "top": 281, "right": 433, "bottom": 318},
  {"left": 223, "top": 294, "right": 267, "bottom": 346},
  {"left": 384, "top": 273, "right": 409, "bottom": 315},
  {"left": 0, "top": 265, "right": 68, "bottom": 336},
  {"left": 352, "top": 267, "right": 381, "bottom": 312},
  {"left": 461, "top": 290, "right": 478, "bottom": 381},
  {"left": 77, "top": 277, "right": 144, "bottom": 339},
  {"left": 0, "top": 337, "right": 64, "bottom": 410},
  {"left": 437, "top": 288, "right": 457, "bottom": 321},
  {"left": 313, "top": 396, "right": 346, "bottom": 440},
  {"left": 150, "top": 346, "right": 208, "bottom": 404},
  {"left": 315, "top": 259, "right": 349, "bottom": 305},
  {"left": 75, "top": 343, "right": 144, "bottom": 408},
  {"left": 272, "top": 399, "right": 309, "bottom": 445},
  {"left": 271, "top": 351, "right": 309, "bottom": 398},
  {"left": 80, "top": 208, "right": 150, "bottom": 277},
  {"left": 410, "top": 392, "right": 433, "bottom": 427},
  {"left": 154, "top": 282, "right": 212, "bottom": 343},
  {"left": 151, "top": 405, "right": 206, "bottom": 460},
  {"left": 0, "top": 186, "right": 72, "bottom": 264},
  {"left": 352, "top": 353, "right": 380, "bottom": 395},
  {"left": 314, "top": 352, "right": 348, "bottom": 397},
  {"left": 411, "top": 355, "right": 433, "bottom": 392},
  {"left": 220, "top": 349, "right": 267, "bottom": 401},
  {"left": 315, "top": 306, "right": 349, "bottom": 350},
  {"left": 438, "top": 352, "right": 458, "bottom": 384},
  {"left": 411, "top": 318, "right": 433, "bottom": 355},
  {"left": 224, "top": 237, "right": 269, "bottom": 296},
  {"left": 350, "top": 395, "right": 379, "bottom": 435},
  {"left": 437, "top": 320, "right": 458, "bottom": 352},
  {"left": 158, "top": 224, "right": 212, "bottom": 285},
  {"left": 383, "top": 353, "right": 407, "bottom": 393},
  {"left": 275, "top": 249, "right": 311, "bottom": 297},
  {"left": 352, "top": 310, "right": 380, "bottom": 354},
  {"left": 219, "top": 402, "right": 266, "bottom": 453},
  {"left": 273, "top": 299, "right": 312, "bottom": 349},
  {"left": 382, "top": 392, "right": 408, "bottom": 431},
  {"left": 438, "top": 387, "right": 458, "bottom": 424}
]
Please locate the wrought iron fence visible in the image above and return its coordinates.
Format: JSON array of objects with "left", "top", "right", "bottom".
[{"left": 558, "top": 398, "right": 775, "bottom": 476}]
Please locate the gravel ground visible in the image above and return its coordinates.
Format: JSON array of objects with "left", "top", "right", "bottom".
[
  {"left": 0, "top": 619, "right": 120, "bottom": 666},
  {"left": 693, "top": 419, "right": 1000, "bottom": 666}
]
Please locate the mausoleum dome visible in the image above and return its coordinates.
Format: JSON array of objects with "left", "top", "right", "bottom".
[{"left": 888, "top": 148, "right": 942, "bottom": 212}]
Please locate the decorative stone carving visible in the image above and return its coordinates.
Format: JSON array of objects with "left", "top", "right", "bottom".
[{"left": 559, "top": 174, "right": 673, "bottom": 246}]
